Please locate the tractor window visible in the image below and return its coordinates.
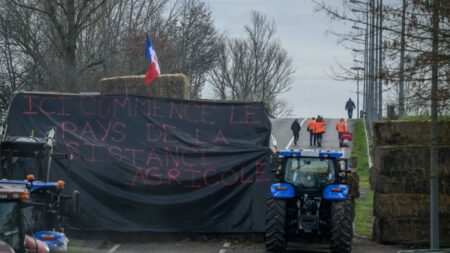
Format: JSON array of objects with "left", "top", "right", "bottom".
[
  {"left": 0, "top": 201, "right": 21, "bottom": 250},
  {"left": 284, "top": 157, "right": 335, "bottom": 189}
]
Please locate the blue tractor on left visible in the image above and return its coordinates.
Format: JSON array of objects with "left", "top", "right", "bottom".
[
  {"left": 0, "top": 176, "right": 75, "bottom": 252},
  {"left": 0, "top": 126, "right": 79, "bottom": 252}
]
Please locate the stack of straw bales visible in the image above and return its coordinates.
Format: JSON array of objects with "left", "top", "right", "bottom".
[
  {"left": 99, "top": 74, "right": 189, "bottom": 99},
  {"left": 370, "top": 120, "right": 450, "bottom": 244}
]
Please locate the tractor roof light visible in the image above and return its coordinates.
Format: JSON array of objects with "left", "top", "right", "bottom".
[{"left": 56, "top": 180, "right": 65, "bottom": 190}]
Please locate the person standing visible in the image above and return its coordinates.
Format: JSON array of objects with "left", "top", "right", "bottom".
[
  {"left": 336, "top": 118, "right": 347, "bottom": 146},
  {"left": 345, "top": 98, "right": 356, "bottom": 119},
  {"left": 307, "top": 117, "right": 316, "bottom": 146},
  {"left": 314, "top": 116, "right": 327, "bottom": 147},
  {"left": 291, "top": 119, "right": 301, "bottom": 146}
]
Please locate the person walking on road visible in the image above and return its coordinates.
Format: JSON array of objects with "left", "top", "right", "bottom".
[
  {"left": 314, "top": 116, "right": 327, "bottom": 147},
  {"left": 336, "top": 118, "right": 347, "bottom": 147},
  {"left": 291, "top": 119, "right": 301, "bottom": 146},
  {"left": 345, "top": 98, "right": 356, "bottom": 119},
  {"left": 307, "top": 117, "right": 316, "bottom": 146}
]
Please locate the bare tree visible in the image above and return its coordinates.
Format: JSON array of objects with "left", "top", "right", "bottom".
[
  {"left": 164, "top": 0, "right": 222, "bottom": 99},
  {"left": 208, "top": 11, "right": 295, "bottom": 117},
  {"left": 0, "top": 13, "right": 24, "bottom": 111},
  {"left": 0, "top": 0, "right": 224, "bottom": 107},
  {"left": 5, "top": 0, "right": 114, "bottom": 91},
  {"left": 315, "top": 0, "right": 450, "bottom": 116}
]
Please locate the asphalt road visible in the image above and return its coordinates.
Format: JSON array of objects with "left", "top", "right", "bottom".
[
  {"left": 69, "top": 237, "right": 403, "bottom": 253},
  {"left": 68, "top": 118, "right": 404, "bottom": 253},
  {"left": 271, "top": 118, "right": 353, "bottom": 158}
]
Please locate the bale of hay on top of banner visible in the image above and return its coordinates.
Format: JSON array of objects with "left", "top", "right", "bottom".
[{"left": 100, "top": 74, "right": 189, "bottom": 99}]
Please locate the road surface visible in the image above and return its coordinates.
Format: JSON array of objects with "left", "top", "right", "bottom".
[
  {"left": 271, "top": 118, "right": 353, "bottom": 157},
  {"left": 68, "top": 118, "right": 404, "bottom": 253},
  {"left": 69, "top": 236, "right": 403, "bottom": 253}
]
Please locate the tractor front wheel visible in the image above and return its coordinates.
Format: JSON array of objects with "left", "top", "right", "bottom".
[
  {"left": 330, "top": 198, "right": 354, "bottom": 253},
  {"left": 265, "top": 195, "right": 287, "bottom": 252}
]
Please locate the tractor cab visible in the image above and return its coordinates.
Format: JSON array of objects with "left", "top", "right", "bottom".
[
  {"left": 270, "top": 149, "right": 354, "bottom": 197},
  {"left": 280, "top": 150, "right": 342, "bottom": 193}
]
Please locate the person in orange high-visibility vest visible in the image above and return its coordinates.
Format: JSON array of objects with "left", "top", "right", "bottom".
[
  {"left": 336, "top": 118, "right": 347, "bottom": 146},
  {"left": 307, "top": 117, "right": 316, "bottom": 146},
  {"left": 314, "top": 115, "right": 327, "bottom": 147}
]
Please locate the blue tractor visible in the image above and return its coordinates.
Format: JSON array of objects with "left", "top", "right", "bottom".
[
  {"left": 0, "top": 176, "right": 78, "bottom": 252},
  {"left": 0, "top": 126, "right": 79, "bottom": 252},
  {"left": 265, "top": 149, "right": 358, "bottom": 253}
]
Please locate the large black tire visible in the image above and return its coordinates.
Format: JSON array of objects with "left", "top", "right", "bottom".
[
  {"left": 330, "top": 198, "right": 354, "bottom": 253},
  {"left": 265, "top": 195, "right": 287, "bottom": 252}
]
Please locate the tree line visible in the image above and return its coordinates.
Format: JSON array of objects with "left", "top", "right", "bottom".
[{"left": 0, "top": 0, "right": 294, "bottom": 117}]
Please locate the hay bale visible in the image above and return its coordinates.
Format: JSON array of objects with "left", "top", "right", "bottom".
[
  {"left": 373, "top": 120, "right": 450, "bottom": 146},
  {"left": 99, "top": 74, "right": 189, "bottom": 99},
  {"left": 348, "top": 171, "right": 360, "bottom": 198},
  {"left": 374, "top": 194, "right": 450, "bottom": 218},
  {"left": 372, "top": 174, "right": 450, "bottom": 195},
  {"left": 373, "top": 216, "right": 450, "bottom": 244},
  {"left": 373, "top": 146, "right": 450, "bottom": 177},
  {"left": 370, "top": 145, "right": 450, "bottom": 194}
]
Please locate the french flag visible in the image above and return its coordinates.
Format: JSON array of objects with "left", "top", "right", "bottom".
[{"left": 145, "top": 34, "right": 161, "bottom": 85}]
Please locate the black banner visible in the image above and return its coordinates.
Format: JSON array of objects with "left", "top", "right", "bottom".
[{"left": 5, "top": 93, "right": 272, "bottom": 232}]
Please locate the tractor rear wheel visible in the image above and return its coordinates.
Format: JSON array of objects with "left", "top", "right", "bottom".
[
  {"left": 265, "top": 194, "right": 287, "bottom": 252},
  {"left": 330, "top": 198, "right": 354, "bottom": 253}
]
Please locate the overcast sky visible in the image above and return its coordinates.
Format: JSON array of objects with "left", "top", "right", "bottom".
[{"left": 203, "top": 0, "right": 359, "bottom": 119}]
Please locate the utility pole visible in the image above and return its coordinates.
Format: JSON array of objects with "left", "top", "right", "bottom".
[
  {"left": 377, "top": 0, "right": 383, "bottom": 119},
  {"left": 369, "top": 0, "right": 376, "bottom": 123},
  {"left": 430, "top": 0, "right": 440, "bottom": 249},
  {"left": 352, "top": 67, "right": 364, "bottom": 118},
  {"left": 399, "top": 0, "right": 406, "bottom": 119},
  {"left": 350, "top": 0, "right": 371, "bottom": 120},
  {"left": 374, "top": 0, "right": 379, "bottom": 120},
  {"left": 364, "top": 0, "right": 369, "bottom": 119}
]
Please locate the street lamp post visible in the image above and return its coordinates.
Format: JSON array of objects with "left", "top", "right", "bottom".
[
  {"left": 351, "top": 2, "right": 369, "bottom": 120},
  {"left": 352, "top": 67, "right": 365, "bottom": 118},
  {"left": 378, "top": 0, "right": 383, "bottom": 119}
]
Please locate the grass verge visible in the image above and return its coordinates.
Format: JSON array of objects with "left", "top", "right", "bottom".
[{"left": 351, "top": 119, "right": 374, "bottom": 238}]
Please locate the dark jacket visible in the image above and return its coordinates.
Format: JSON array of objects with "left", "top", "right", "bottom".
[
  {"left": 345, "top": 100, "right": 356, "bottom": 111},
  {"left": 291, "top": 120, "right": 301, "bottom": 132}
]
